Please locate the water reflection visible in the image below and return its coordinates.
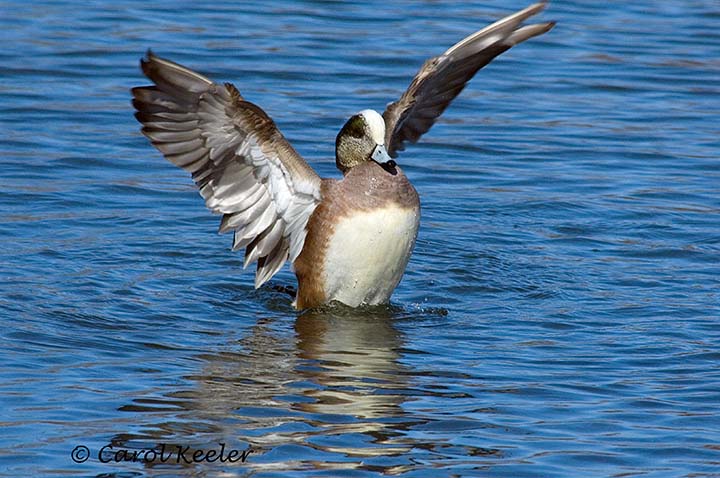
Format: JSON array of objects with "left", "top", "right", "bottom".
[
  {"left": 294, "top": 306, "right": 408, "bottom": 421},
  {"left": 115, "top": 305, "right": 415, "bottom": 474}
]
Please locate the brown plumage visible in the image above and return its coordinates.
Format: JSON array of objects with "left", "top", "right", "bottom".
[{"left": 294, "top": 161, "right": 419, "bottom": 309}]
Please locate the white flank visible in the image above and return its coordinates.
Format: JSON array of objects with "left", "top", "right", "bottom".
[{"left": 322, "top": 205, "right": 420, "bottom": 307}]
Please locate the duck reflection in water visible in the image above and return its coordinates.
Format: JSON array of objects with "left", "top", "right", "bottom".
[
  {"left": 294, "top": 306, "right": 409, "bottom": 424},
  {"left": 113, "top": 305, "right": 420, "bottom": 473}
]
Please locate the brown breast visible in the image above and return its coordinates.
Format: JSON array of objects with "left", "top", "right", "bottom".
[{"left": 293, "top": 160, "right": 419, "bottom": 309}]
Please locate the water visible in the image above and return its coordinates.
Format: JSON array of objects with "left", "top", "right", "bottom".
[{"left": 1, "top": 1, "right": 719, "bottom": 476}]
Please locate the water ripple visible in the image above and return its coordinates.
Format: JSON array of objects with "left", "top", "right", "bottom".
[{"left": 2, "top": 1, "right": 720, "bottom": 477}]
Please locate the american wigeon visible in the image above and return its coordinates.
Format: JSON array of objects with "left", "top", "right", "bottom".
[{"left": 132, "top": 3, "right": 553, "bottom": 309}]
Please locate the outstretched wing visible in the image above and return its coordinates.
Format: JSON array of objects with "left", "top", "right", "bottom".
[
  {"left": 132, "top": 51, "right": 322, "bottom": 288},
  {"left": 383, "top": 2, "right": 554, "bottom": 157}
]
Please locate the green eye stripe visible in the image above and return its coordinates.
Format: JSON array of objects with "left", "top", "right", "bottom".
[{"left": 345, "top": 116, "right": 365, "bottom": 138}]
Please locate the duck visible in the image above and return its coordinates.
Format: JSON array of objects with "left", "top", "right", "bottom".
[{"left": 131, "top": 2, "right": 554, "bottom": 309}]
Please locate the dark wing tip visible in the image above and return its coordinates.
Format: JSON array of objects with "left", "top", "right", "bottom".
[
  {"left": 139, "top": 49, "right": 154, "bottom": 75},
  {"left": 139, "top": 49, "right": 171, "bottom": 83},
  {"left": 506, "top": 20, "right": 556, "bottom": 46}
]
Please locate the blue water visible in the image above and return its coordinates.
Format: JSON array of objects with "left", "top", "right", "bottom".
[{"left": 2, "top": 1, "right": 719, "bottom": 477}]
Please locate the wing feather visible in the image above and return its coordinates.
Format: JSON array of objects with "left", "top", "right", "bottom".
[
  {"left": 383, "top": 2, "right": 554, "bottom": 157},
  {"left": 132, "top": 51, "right": 322, "bottom": 287}
]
